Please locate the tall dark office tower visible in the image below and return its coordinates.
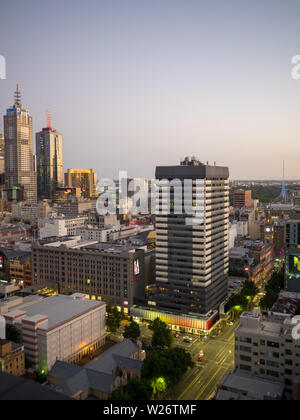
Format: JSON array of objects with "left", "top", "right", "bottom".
[
  {"left": 155, "top": 157, "right": 229, "bottom": 316},
  {"left": 36, "top": 111, "right": 63, "bottom": 199},
  {"left": 0, "top": 132, "right": 4, "bottom": 174},
  {"left": 4, "top": 85, "right": 37, "bottom": 203}
]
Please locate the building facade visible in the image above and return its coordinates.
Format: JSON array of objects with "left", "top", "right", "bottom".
[
  {"left": 3, "top": 294, "right": 106, "bottom": 371},
  {"left": 38, "top": 216, "right": 87, "bottom": 239},
  {"left": 65, "top": 169, "right": 97, "bottom": 198},
  {"left": 155, "top": 158, "right": 229, "bottom": 316},
  {"left": 0, "top": 133, "right": 4, "bottom": 174},
  {"left": 0, "top": 339, "right": 25, "bottom": 376},
  {"left": 32, "top": 240, "right": 147, "bottom": 314},
  {"left": 9, "top": 254, "right": 32, "bottom": 288},
  {"left": 285, "top": 211, "right": 300, "bottom": 293},
  {"left": 233, "top": 189, "right": 252, "bottom": 209},
  {"left": 4, "top": 85, "right": 37, "bottom": 204},
  {"left": 235, "top": 310, "right": 300, "bottom": 394}
]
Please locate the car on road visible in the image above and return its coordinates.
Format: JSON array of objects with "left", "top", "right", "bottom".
[
  {"left": 183, "top": 337, "right": 193, "bottom": 343},
  {"left": 198, "top": 351, "right": 204, "bottom": 361}
]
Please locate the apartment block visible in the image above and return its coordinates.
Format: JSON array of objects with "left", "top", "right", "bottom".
[
  {"left": 235, "top": 310, "right": 300, "bottom": 394},
  {"left": 155, "top": 157, "right": 229, "bottom": 316}
]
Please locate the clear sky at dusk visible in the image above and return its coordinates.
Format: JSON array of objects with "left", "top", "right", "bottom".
[{"left": 1, "top": 0, "right": 300, "bottom": 180}]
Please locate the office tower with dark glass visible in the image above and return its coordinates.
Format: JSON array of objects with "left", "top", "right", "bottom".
[
  {"left": 36, "top": 113, "right": 63, "bottom": 199},
  {"left": 155, "top": 158, "right": 229, "bottom": 316},
  {"left": 4, "top": 85, "right": 37, "bottom": 203},
  {"left": 0, "top": 133, "right": 4, "bottom": 174}
]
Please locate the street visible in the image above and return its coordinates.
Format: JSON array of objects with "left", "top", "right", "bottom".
[
  {"left": 116, "top": 317, "right": 238, "bottom": 400},
  {"left": 163, "top": 320, "right": 238, "bottom": 400}
]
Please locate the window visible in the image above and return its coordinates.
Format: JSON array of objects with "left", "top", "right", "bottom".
[{"left": 240, "top": 364, "right": 251, "bottom": 372}]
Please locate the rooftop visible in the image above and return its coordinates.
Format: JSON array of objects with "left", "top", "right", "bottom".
[
  {"left": 0, "top": 371, "right": 72, "bottom": 400},
  {"left": 7, "top": 294, "right": 105, "bottom": 330},
  {"left": 86, "top": 339, "right": 141, "bottom": 374},
  {"left": 218, "top": 371, "right": 284, "bottom": 400},
  {"left": 49, "top": 339, "right": 143, "bottom": 398}
]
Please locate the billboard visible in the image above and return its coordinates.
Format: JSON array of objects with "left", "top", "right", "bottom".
[
  {"left": 134, "top": 259, "right": 140, "bottom": 276},
  {"left": 289, "top": 255, "right": 300, "bottom": 275}
]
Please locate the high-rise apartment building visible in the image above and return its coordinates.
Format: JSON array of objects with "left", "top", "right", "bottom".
[
  {"left": 65, "top": 169, "right": 97, "bottom": 198},
  {"left": 36, "top": 113, "right": 63, "bottom": 199},
  {"left": 233, "top": 189, "right": 252, "bottom": 208},
  {"left": 4, "top": 85, "right": 37, "bottom": 203},
  {"left": 155, "top": 157, "right": 229, "bottom": 316}
]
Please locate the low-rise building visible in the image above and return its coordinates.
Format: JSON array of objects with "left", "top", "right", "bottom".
[
  {"left": 0, "top": 371, "right": 72, "bottom": 400},
  {"left": 55, "top": 197, "right": 96, "bottom": 217},
  {"left": 9, "top": 253, "right": 32, "bottom": 288},
  {"left": 12, "top": 202, "right": 37, "bottom": 223},
  {"left": 0, "top": 224, "right": 33, "bottom": 243},
  {"left": 38, "top": 215, "right": 87, "bottom": 239},
  {"left": 0, "top": 248, "right": 32, "bottom": 285},
  {"left": 216, "top": 370, "right": 284, "bottom": 400},
  {"left": 2, "top": 294, "right": 106, "bottom": 371},
  {"left": 76, "top": 226, "right": 120, "bottom": 242},
  {"left": 48, "top": 339, "right": 145, "bottom": 400},
  {"left": 0, "top": 339, "right": 25, "bottom": 376}
]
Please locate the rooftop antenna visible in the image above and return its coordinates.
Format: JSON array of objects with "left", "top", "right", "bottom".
[
  {"left": 14, "top": 83, "right": 21, "bottom": 107},
  {"left": 46, "top": 105, "right": 52, "bottom": 129}
]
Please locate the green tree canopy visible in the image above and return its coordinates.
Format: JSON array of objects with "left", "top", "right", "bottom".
[
  {"left": 149, "top": 318, "right": 174, "bottom": 348},
  {"left": 106, "top": 303, "right": 122, "bottom": 333},
  {"left": 124, "top": 320, "right": 141, "bottom": 341},
  {"left": 242, "top": 279, "right": 258, "bottom": 298},
  {"left": 109, "top": 378, "right": 153, "bottom": 401},
  {"left": 142, "top": 347, "right": 194, "bottom": 387}
]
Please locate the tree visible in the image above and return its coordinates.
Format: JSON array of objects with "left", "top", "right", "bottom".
[
  {"left": 109, "top": 378, "right": 153, "bottom": 401},
  {"left": 142, "top": 347, "right": 194, "bottom": 388},
  {"left": 149, "top": 318, "right": 174, "bottom": 348},
  {"left": 5, "top": 325, "right": 21, "bottom": 343},
  {"left": 106, "top": 303, "right": 122, "bottom": 333},
  {"left": 124, "top": 320, "right": 140, "bottom": 341},
  {"left": 242, "top": 279, "right": 258, "bottom": 298},
  {"left": 152, "top": 377, "right": 167, "bottom": 396},
  {"left": 260, "top": 266, "right": 284, "bottom": 310}
]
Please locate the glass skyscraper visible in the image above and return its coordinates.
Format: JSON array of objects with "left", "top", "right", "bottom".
[
  {"left": 36, "top": 115, "right": 63, "bottom": 200},
  {"left": 4, "top": 85, "right": 37, "bottom": 204}
]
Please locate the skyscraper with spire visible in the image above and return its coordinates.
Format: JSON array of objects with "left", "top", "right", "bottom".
[
  {"left": 36, "top": 108, "right": 63, "bottom": 199},
  {"left": 4, "top": 85, "right": 37, "bottom": 203}
]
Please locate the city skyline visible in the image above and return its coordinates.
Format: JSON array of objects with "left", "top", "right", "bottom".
[{"left": 1, "top": 0, "right": 300, "bottom": 180}]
